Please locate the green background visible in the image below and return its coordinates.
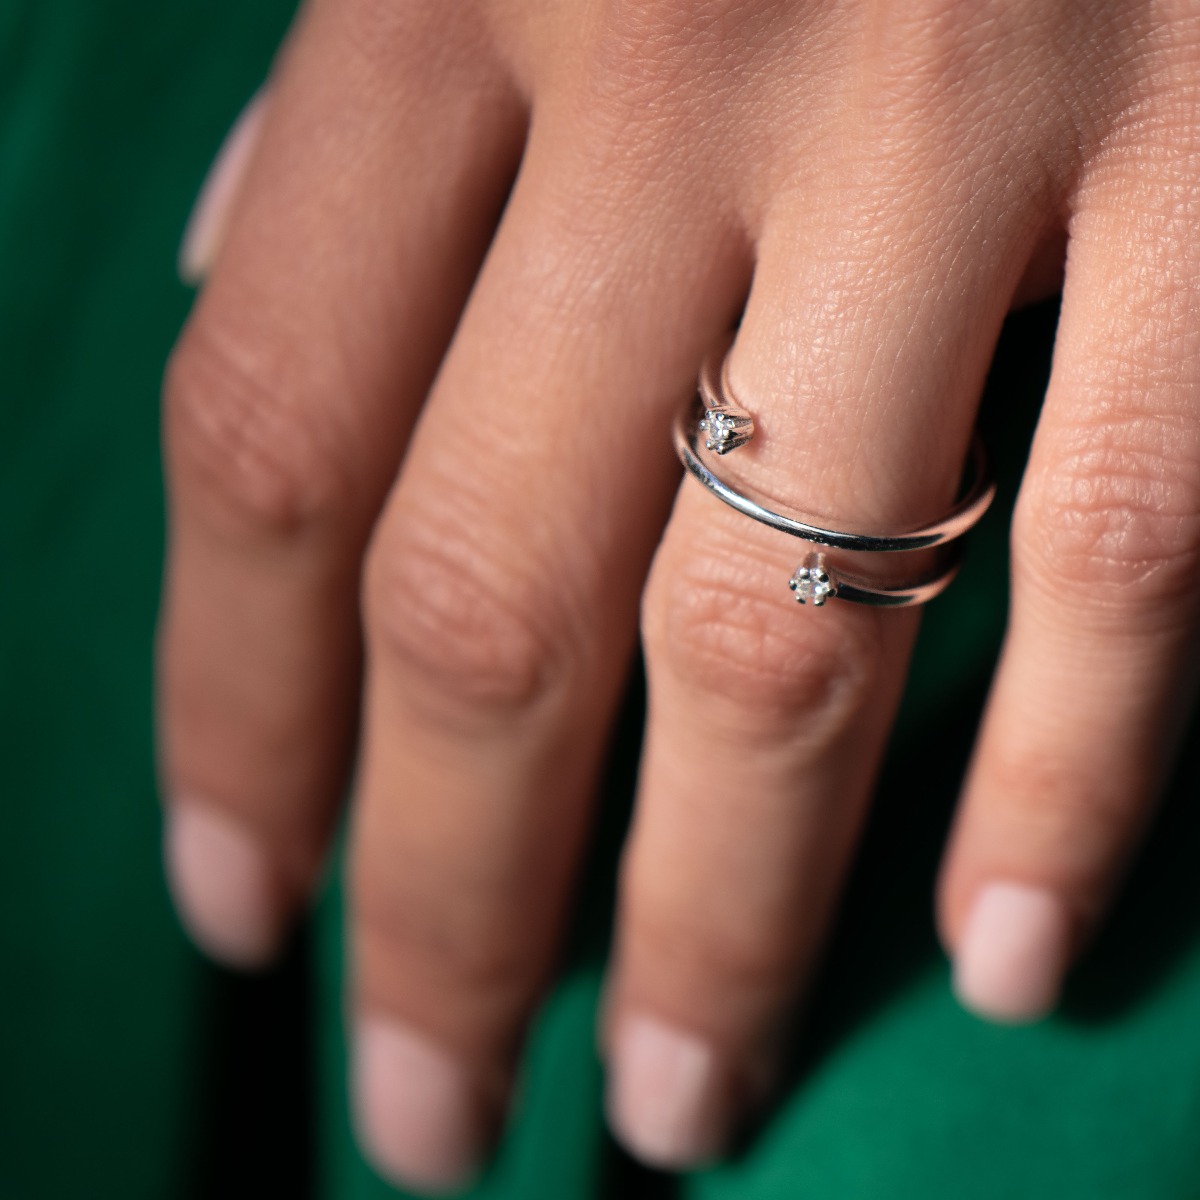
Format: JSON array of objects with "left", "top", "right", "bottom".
[{"left": 4, "top": 1, "right": 1200, "bottom": 1196}]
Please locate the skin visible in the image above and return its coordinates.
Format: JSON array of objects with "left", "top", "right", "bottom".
[{"left": 160, "top": 0, "right": 1200, "bottom": 1190}]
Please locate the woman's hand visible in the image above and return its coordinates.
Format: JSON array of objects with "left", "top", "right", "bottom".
[{"left": 159, "top": 0, "right": 1200, "bottom": 1190}]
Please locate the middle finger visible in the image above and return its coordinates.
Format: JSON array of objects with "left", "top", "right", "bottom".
[{"left": 349, "top": 84, "right": 750, "bottom": 1191}]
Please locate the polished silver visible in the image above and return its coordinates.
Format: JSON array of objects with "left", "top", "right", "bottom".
[
  {"left": 697, "top": 343, "right": 755, "bottom": 453},
  {"left": 787, "top": 550, "right": 963, "bottom": 608},
  {"left": 699, "top": 406, "right": 755, "bottom": 454},
  {"left": 789, "top": 553, "right": 836, "bottom": 606},
  {"left": 674, "top": 394, "right": 995, "bottom": 554},
  {"left": 675, "top": 345, "right": 994, "bottom": 607}
]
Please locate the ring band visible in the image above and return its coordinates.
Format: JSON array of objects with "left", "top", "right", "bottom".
[
  {"left": 676, "top": 344, "right": 996, "bottom": 608},
  {"left": 785, "top": 548, "right": 963, "bottom": 608},
  {"left": 696, "top": 344, "right": 755, "bottom": 454},
  {"left": 678, "top": 395, "right": 996, "bottom": 553}
]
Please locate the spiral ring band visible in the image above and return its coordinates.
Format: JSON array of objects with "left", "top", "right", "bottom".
[
  {"left": 674, "top": 345, "right": 996, "bottom": 607},
  {"left": 675, "top": 393, "right": 995, "bottom": 554}
]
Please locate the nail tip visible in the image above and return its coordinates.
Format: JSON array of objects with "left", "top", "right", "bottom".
[
  {"left": 358, "top": 1137, "right": 480, "bottom": 1197},
  {"left": 175, "top": 195, "right": 220, "bottom": 287},
  {"left": 953, "top": 882, "right": 1071, "bottom": 1026},
  {"left": 952, "top": 974, "right": 1058, "bottom": 1026},
  {"left": 164, "top": 802, "right": 286, "bottom": 970},
  {"left": 353, "top": 1019, "right": 491, "bottom": 1196},
  {"left": 175, "top": 89, "right": 268, "bottom": 289},
  {"left": 606, "top": 1101, "right": 723, "bottom": 1172},
  {"left": 606, "top": 1014, "right": 730, "bottom": 1171},
  {"left": 176, "top": 248, "right": 206, "bottom": 288}
]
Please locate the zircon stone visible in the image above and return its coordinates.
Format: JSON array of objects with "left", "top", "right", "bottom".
[
  {"left": 697, "top": 402, "right": 754, "bottom": 454},
  {"left": 700, "top": 411, "right": 734, "bottom": 449},
  {"left": 789, "top": 553, "right": 836, "bottom": 606}
]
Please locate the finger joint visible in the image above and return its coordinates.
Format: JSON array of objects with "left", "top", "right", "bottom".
[
  {"left": 165, "top": 314, "right": 362, "bottom": 541},
  {"left": 366, "top": 515, "right": 577, "bottom": 720},
  {"left": 1017, "top": 412, "right": 1200, "bottom": 613},
  {"left": 644, "top": 556, "right": 886, "bottom": 737}
]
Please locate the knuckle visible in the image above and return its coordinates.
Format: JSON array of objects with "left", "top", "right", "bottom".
[
  {"left": 164, "top": 315, "right": 360, "bottom": 539},
  {"left": 1138, "top": 13, "right": 1200, "bottom": 116},
  {"left": 1016, "top": 413, "right": 1200, "bottom": 611},
  {"left": 331, "top": 0, "right": 484, "bottom": 82},
  {"left": 601, "top": 0, "right": 718, "bottom": 51},
  {"left": 644, "top": 553, "right": 884, "bottom": 733},
  {"left": 631, "top": 902, "right": 799, "bottom": 1003},
  {"left": 866, "top": 0, "right": 1010, "bottom": 95},
  {"left": 597, "top": 0, "right": 798, "bottom": 50},
  {"left": 590, "top": 0, "right": 750, "bottom": 116},
  {"left": 335, "top": 0, "right": 432, "bottom": 54},
  {"left": 365, "top": 514, "right": 575, "bottom": 718},
  {"left": 980, "top": 748, "right": 1134, "bottom": 877},
  {"left": 356, "top": 900, "right": 540, "bottom": 1024}
]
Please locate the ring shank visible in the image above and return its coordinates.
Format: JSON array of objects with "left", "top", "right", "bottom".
[
  {"left": 676, "top": 382, "right": 994, "bottom": 608},
  {"left": 677, "top": 394, "right": 995, "bottom": 553}
]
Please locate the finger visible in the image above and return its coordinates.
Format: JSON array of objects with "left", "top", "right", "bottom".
[
  {"left": 159, "top": 0, "right": 523, "bottom": 966},
  {"left": 605, "top": 167, "right": 1050, "bottom": 1166},
  {"left": 939, "top": 120, "right": 1200, "bottom": 1023},
  {"left": 348, "top": 107, "right": 750, "bottom": 1190}
]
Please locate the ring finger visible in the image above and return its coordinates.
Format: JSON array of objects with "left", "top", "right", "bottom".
[{"left": 604, "top": 164, "right": 1051, "bottom": 1166}]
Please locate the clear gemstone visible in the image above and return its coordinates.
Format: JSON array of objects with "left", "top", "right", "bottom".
[
  {"left": 701, "top": 411, "right": 733, "bottom": 447},
  {"left": 789, "top": 554, "right": 836, "bottom": 606},
  {"left": 699, "top": 404, "right": 754, "bottom": 454}
]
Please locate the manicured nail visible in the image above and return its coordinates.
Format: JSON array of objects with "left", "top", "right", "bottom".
[
  {"left": 606, "top": 1013, "right": 732, "bottom": 1169},
  {"left": 354, "top": 1018, "right": 492, "bottom": 1195},
  {"left": 954, "top": 882, "right": 1072, "bottom": 1023},
  {"left": 178, "top": 90, "right": 268, "bottom": 284},
  {"left": 164, "top": 802, "right": 285, "bottom": 969}
]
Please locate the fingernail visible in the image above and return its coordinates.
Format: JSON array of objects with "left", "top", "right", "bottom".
[
  {"left": 178, "top": 90, "right": 268, "bottom": 284},
  {"left": 954, "top": 882, "right": 1072, "bottom": 1024},
  {"left": 164, "top": 801, "right": 285, "bottom": 969},
  {"left": 354, "top": 1018, "right": 493, "bottom": 1195},
  {"left": 606, "top": 1013, "right": 732, "bottom": 1169}
]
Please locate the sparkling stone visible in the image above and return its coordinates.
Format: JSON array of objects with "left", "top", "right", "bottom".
[
  {"left": 789, "top": 554, "right": 836, "bottom": 606},
  {"left": 698, "top": 403, "right": 754, "bottom": 454},
  {"left": 700, "top": 410, "right": 735, "bottom": 449}
]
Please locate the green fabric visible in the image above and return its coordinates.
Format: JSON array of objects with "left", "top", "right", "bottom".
[{"left": 4, "top": 1, "right": 1200, "bottom": 1197}]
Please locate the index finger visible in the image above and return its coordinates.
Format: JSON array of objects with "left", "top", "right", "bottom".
[{"left": 159, "top": 0, "right": 524, "bottom": 964}]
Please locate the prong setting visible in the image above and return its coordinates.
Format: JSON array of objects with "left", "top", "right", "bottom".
[
  {"left": 698, "top": 404, "right": 754, "bottom": 454},
  {"left": 789, "top": 553, "right": 837, "bottom": 606}
]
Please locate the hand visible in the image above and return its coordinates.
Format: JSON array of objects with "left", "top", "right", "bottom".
[{"left": 159, "top": 0, "right": 1200, "bottom": 1191}]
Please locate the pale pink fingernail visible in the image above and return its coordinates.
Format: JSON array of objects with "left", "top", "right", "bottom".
[
  {"left": 606, "top": 1013, "right": 732, "bottom": 1169},
  {"left": 953, "top": 882, "right": 1072, "bottom": 1023},
  {"left": 164, "top": 801, "right": 285, "bottom": 969},
  {"left": 178, "top": 90, "right": 268, "bottom": 284},
  {"left": 354, "top": 1018, "right": 492, "bottom": 1195}
]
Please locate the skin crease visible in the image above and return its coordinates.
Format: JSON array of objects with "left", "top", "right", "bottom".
[{"left": 159, "top": 0, "right": 1200, "bottom": 1189}]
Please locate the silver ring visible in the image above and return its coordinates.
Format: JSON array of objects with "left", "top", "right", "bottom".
[
  {"left": 697, "top": 343, "right": 755, "bottom": 454},
  {"left": 784, "top": 548, "right": 962, "bottom": 608},
  {"left": 676, "top": 394, "right": 995, "bottom": 554},
  {"left": 675, "top": 346, "right": 995, "bottom": 608}
]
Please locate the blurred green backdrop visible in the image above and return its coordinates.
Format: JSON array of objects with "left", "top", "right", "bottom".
[{"left": 4, "top": 2, "right": 1200, "bottom": 1198}]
